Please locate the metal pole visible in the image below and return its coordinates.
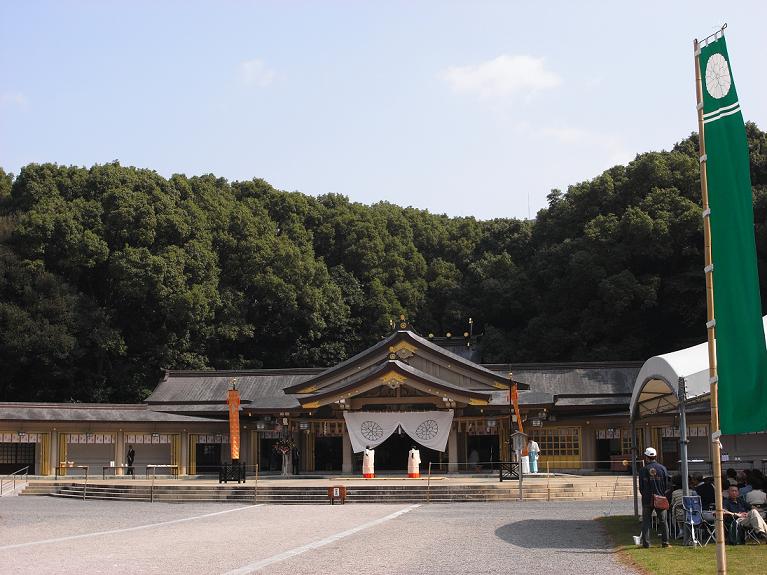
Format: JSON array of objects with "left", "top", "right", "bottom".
[
  {"left": 694, "top": 34, "right": 727, "bottom": 575},
  {"left": 631, "top": 423, "right": 639, "bottom": 520},
  {"left": 679, "top": 377, "right": 690, "bottom": 496},
  {"left": 253, "top": 463, "right": 259, "bottom": 504},
  {"left": 678, "top": 380, "right": 691, "bottom": 547}
]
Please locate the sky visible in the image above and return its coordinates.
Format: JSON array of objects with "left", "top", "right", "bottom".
[{"left": 2, "top": 1, "right": 766, "bottom": 220}]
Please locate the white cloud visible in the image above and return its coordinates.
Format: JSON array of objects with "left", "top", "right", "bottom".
[
  {"left": 238, "top": 59, "right": 276, "bottom": 87},
  {"left": 0, "top": 91, "right": 29, "bottom": 107},
  {"left": 443, "top": 54, "right": 561, "bottom": 100}
]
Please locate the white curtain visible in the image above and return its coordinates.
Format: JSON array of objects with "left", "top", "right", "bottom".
[{"left": 343, "top": 410, "right": 454, "bottom": 453}]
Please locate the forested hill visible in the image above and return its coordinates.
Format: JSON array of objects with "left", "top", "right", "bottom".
[{"left": 3, "top": 124, "right": 767, "bottom": 403}]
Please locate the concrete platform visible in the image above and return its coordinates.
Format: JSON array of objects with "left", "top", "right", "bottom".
[{"left": 19, "top": 474, "right": 635, "bottom": 504}]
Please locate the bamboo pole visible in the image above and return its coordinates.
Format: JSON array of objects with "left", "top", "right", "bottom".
[{"left": 694, "top": 36, "right": 726, "bottom": 575}]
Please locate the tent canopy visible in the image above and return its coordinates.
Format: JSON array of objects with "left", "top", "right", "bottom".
[{"left": 630, "top": 316, "right": 767, "bottom": 419}]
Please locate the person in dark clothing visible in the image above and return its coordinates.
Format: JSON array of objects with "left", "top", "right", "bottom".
[
  {"left": 638, "top": 447, "right": 670, "bottom": 548},
  {"left": 126, "top": 445, "right": 135, "bottom": 477},
  {"left": 722, "top": 485, "right": 767, "bottom": 542},
  {"left": 692, "top": 473, "right": 715, "bottom": 509},
  {"left": 292, "top": 447, "right": 301, "bottom": 475}
]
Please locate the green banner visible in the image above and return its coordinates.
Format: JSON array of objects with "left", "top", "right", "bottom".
[{"left": 700, "top": 34, "right": 767, "bottom": 433}]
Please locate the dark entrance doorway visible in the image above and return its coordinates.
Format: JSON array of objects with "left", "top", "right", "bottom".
[
  {"left": 314, "top": 437, "right": 342, "bottom": 471},
  {"left": 259, "top": 438, "right": 282, "bottom": 472},
  {"left": 466, "top": 435, "right": 499, "bottom": 470},
  {"left": 596, "top": 438, "right": 622, "bottom": 471},
  {"left": 195, "top": 443, "right": 221, "bottom": 473},
  {"left": 372, "top": 431, "right": 441, "bottom": 471},
  {"left": 0, "top": 443, "right": 35, "bottom": 474}
]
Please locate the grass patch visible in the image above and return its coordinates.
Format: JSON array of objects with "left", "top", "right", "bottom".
[{"left": 598, "top": 515, "right": 763, "bottom": 575}]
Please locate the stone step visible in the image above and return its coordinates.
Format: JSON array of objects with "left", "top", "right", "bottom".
[{"left": 22, "top": 479, "right": 637, "bottom": 503}]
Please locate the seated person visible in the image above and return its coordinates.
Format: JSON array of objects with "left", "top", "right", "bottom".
[
  {"left": 692, "top": 473, "right": 715, "bottom": 510},
  {"left": 745, "top": 477, "right": 766, "bottom": 506},
  {"left": 723, "top": 486, "right": 767, "bottom": 542},
  {"left": 738, "top": 470, "right": 753, "bottom": 496},
  {"left": 668, "top": 475, "right": 686, "bottom": 535},
  {"left": 726, "top": 468, "right": 738, "bottom": 487}
]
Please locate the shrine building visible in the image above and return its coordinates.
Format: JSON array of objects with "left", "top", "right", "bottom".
[{"left": 0, "top": 326, "right": 737, "bottom": 477}]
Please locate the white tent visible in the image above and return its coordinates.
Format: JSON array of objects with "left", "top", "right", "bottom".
[{"left": 630, "top": 315, "right": 767, "bottom": 419}]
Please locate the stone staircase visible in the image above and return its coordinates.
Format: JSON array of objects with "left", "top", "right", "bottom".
[{"left": 20, "top": 477, "right": 634, "bottom": 504}]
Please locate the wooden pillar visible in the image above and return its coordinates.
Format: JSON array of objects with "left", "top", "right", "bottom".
[
  {"left": 171, "top": 434, "right": 181, "bottom": 469},
  {"left": 255, "top": 431, "right": 261, "bottom": 473},
  {"left": 38, "top": 433, "right": 50, "bottom": 476},
  {"left": 448, "top": 427, "right": 458, "bottom": 472},
  {"left": 115, "top": 430, "right": 125, "bottom": 476},
  {"left": 582, "top": 427, "right": 596, "bottom": 471},
  {"left": 180, "top": 431, "right": 189, "bottom": 475},
  {"left": 500, "top": 418, "right": 510, "bottom": 461},
  {"left": 58, "top": 434, "right": 68, "bottom": 471},
  {"left": 49, "top": 431, "right": 59, "bottom": 476},
  {"left": 188, "top": 434, "right": 197, "bottom": 475},
  {"left": 342, "top": 431, "right": 353, "bottom": 474}
]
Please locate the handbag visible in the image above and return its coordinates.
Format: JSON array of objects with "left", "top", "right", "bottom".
[{"left": 653, "top": 494, "right": 670, "bottom": 510}]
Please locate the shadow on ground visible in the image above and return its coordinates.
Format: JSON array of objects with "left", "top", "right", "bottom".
[{"left": 495, "top": 519, "right": 618, "bottom": 553}]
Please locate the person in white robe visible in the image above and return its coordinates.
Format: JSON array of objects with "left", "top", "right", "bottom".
[
  {"left": 363, "top": 446, "right": 375, "bottom": 478},
  {"left": 527, "top": 438, "right": 540, "bottom": 474},
  {"left": 408, "top": 446, "right": 421, "bottom": 478}
]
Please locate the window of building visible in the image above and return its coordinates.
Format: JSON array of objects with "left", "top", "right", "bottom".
[{"left": 528, "top": 427, "right": 580, "bottom": 456}]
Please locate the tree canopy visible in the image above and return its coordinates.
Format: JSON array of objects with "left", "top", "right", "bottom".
[{"left": 3, "top": 123, "right": 767, "bottom": 402}]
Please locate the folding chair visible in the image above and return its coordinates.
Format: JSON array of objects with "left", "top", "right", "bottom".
[
  {"left": 670, "top": 503, "right": 684, "bottom": 539},
  {"left": 682, "top": 495, "right": 705, "bottom": 547},
  {"left": 741, "top": 511, "right": 765, "bottom": 545},
  {"left": 743, "top": 523, "right": 762, "bottom": 544},
  {"left": 700, "top": 509, "right": 717, "bottom": 546}
]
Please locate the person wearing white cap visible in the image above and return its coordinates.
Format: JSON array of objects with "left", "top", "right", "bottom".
[{"left": 639, "top": 447, "right": 670, "bottom": 548}]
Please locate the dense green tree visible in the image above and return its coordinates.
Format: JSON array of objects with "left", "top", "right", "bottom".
[{"left": 3, "top": 124, "right": 767, "bottom": 401}]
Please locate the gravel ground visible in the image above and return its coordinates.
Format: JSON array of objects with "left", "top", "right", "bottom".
[{"left": 0, "top": 497, "right": 638, "bottom": 575}]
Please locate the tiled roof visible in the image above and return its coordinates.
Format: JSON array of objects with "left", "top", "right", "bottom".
[{"left": 0, "top": 403, "right": 216, "bottom": 422}]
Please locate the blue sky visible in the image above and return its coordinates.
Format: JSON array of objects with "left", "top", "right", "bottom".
[{"left": 2, "top": 1, "right": 766, "bottom": 219}]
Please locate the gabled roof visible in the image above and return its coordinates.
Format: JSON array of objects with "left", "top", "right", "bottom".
[
  {"left": 484, "top": 362, "right": 639, "bottom": 411},
  {"left": 146, "top": 368, "right": 321, "bottom": 413},
  {"left": 486, "top": 361, "right": 641, "bottom": 396},
  {"left": 0, "top": 403, "right": 216, "bottom": 423},
  {"left": 298, "top": 360, "right": 493, "bottom": 408},
  {"left": 283, "top": 330, "right": 522, "bottom": 394}
]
